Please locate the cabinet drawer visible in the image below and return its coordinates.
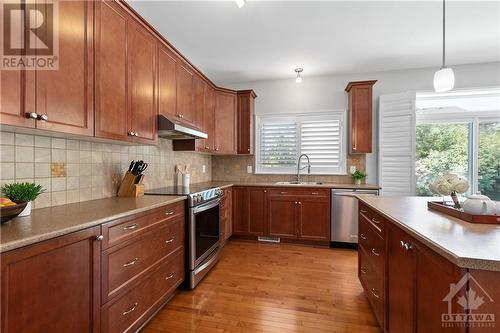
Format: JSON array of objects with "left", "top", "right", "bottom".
[
  {"left": 102, "top": 201, "right": 185, "bottom": 249},
  {"left": 359, "top": 246, "right": 385, "bottom": 328},
  {"left": 102, "top": 250, "right": 184, "bottom": 333},
  {"left": 359, "top": 216, "right": 385, "bottom": 271},
  {"left": 359, "top": 203, "right": 385, "bottom": 238},
  {"left": 103, "top": 218, "right": 183, "bottom": 302},
  {"left": 268, "top": 188, "right": 329, "bottom": 198}
]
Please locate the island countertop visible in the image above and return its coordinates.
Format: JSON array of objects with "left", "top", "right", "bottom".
[
  {"left": 357, "top": 196, "right": 500, "bottom": 272},
  {"left": 0, "top": 195, "right": 186, "bottom": 253}
]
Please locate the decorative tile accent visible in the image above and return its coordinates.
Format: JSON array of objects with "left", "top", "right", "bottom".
[{"left": 51, "top": 162, "right": 67, "bottom": 177}]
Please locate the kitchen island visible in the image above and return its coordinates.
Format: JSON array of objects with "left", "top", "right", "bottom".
[{"left": 357, "top": 195, "right": 500, "bottom": 333}]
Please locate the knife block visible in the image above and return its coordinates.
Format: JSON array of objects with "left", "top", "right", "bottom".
[{"left": 117, "top": 171, "right": 145, "bottom": 197}]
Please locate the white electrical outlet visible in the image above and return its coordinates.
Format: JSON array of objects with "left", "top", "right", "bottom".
[
  {"left": 350, "top": 165, "right": 357, "bottom": 174},
  {"left": 247, "top": 165, "right": 253, "bottom": 174},
  {"left": 202, "top": 165, "right": 206, "bottom": 173}
]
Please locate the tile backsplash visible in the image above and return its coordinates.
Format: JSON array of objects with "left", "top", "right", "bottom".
[
  {"left": 212, "top": 154, "right": 366, "bottom": 184},
  {"left": 0, "top": 131, "right": 211, "bottom": 209}
]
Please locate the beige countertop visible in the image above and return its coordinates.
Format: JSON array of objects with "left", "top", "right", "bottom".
[
  {"left": 357, "top": 196, "right": 500, "bottom": 272},
  {"left": 0, "top": 195, "right": 186, "bottom": 253},
  {"left": 194, "top": 181, "right": 381, "bottom": 190}
]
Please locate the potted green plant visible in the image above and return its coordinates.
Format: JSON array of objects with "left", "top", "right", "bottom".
[
  {"left": 1, "top": 182, "right": 45, "bottom": 216},
  {"left": 351, "top": 170, "right": 367, "bottom": 185}
]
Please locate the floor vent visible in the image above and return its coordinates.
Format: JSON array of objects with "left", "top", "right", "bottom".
[{"left": 258, "top": 236, "right": 280, "bottom": 243}]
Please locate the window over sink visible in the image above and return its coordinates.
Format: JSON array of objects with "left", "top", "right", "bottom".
[{"left": 255, "top": 111, "right": 347, "bottom": 175}]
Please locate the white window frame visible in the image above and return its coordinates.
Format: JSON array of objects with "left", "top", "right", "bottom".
[{"left": 255, "top": 111, "right": 347, "bottom": 175}]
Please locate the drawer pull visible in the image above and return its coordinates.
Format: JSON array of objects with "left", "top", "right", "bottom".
[
  {"left": 360, "top": 209, "right": 368, "bottom": 213},
  {"left": 371, "top": 218, "right": 380, "bottom": 224},
  {"left": 123, "top": 258, "right": 139, "bottom": 267},
  {"left": 165, "top": 211, "right": 175, "bottom": 216},
  {"left": 280, "top": 191, "right": 287, "bottom": 194},
  {"left": 360, "top": 267, "right": 367, "bottom": 274},
  {"left": 123, "top": 224, "right": 138, "bottom": 230},
  {"left": 165, "top": 273, "right": 175, "bottom": 280},
  {"left": 371, "top": 288, "right": 380, "bottom": 299},
  {"left": 165, "top": 238, "right": 175, "bottom": 244},
  {"left": 122, "top": 302, "right": 138, "bottom": 316},
  {"left": 360, "top": 233, "right": 367, "bottom": 240},
  {"left": 311, "top": 192, "right": 319, "bottom": 195},
  {"left": 371, "top": 248, "right": 380, "bottom": 257}
]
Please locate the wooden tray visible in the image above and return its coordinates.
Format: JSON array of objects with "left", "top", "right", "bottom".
[{"left": 427, "top": 201, "right": 500, "bottom": 224}]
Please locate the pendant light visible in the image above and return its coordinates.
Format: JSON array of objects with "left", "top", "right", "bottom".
[
  {"left": 295, "top": 68, "right": 303, "bottom": 83},
  {"left": 235, "top": 0, "right": 245, "bottom": 8},
  {"left": 433, "top": 0, "right": 455, "bottom": 92}
]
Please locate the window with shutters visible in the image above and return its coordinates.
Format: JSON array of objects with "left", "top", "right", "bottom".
[{"left": 255, "top": 112, "right": 347, "bottom": 174}]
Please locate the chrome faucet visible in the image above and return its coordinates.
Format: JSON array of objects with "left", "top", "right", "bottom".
[{"left": 296, "top": 154, "right": 311, "bottom": 183}]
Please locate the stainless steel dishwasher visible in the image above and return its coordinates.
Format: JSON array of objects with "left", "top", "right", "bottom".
[{"left": 331, "top": 188, "right": 379, "bottom": 246}]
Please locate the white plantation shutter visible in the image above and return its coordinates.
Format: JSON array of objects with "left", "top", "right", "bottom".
[
  {"left": 300, "top": 119, "right": 343, "bottom": 173},
  {"left": 260, "top": 122, "right": 298, "bottom": 168},
  {"left": 378, "top": 92, "right": 416, "bottom": 195},
  {"left": 256, "top": 112, "right": 346, "bottom": 174}
]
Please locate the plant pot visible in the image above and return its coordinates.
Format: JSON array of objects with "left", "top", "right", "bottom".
[
  {"left": 18, "top": 201, "right": 32, "bottom": 217},
  {"left": 354, "top": 179, "right": 362, "bottom": 185}
]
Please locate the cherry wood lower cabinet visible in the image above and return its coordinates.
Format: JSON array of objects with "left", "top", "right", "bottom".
[
  {"left": 233, "top": 187, "right": 330, "bottom": 243},
  {"left": 220, "top": 187, "right": 233, "bottom": 246},
  {"left": 359, "top": 204, "right": 495, "bottom": 333},
  {"left": 1, "top": 226, "right": 102, "bottom": 333}
]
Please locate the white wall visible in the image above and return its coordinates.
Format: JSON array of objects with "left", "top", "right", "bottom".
[{"left": 226, "top": 62, "right": 500, "bottom": 184}]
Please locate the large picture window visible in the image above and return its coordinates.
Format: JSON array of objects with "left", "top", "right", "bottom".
[{"left": 255, "top": 112, "right": 347, "bottom": 175}]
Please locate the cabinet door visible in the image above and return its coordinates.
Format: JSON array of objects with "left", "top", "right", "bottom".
[
  {"left": 95, "top": 0, "right": 129, "bottom": 141},
  {"left": 35, "top": 0, "right": 93, "bottom": 136},
  {"left": 232, "top": 187, "right": 249, "bottom": 235},
  {"left": 203, "top": 86, "right": 216, "bottom": 152},
  {"left": 194, "top": 75, "right": 207, "bottom": 151},
  {"left": 225, "top": 187, "right": 233, "bottom": 240},
  {"left": 237, "top": 91, "right": 255, "bottom": 154},
  {"left": 467, "top": 270, "right": 500, "bottom": 333},
  {"left": 268, "top": 196, "right": 297, "bottom": 238},
  {"left": 158, "top": 44, "right": 177, "bottom": 118},
  {"left": 1, "top": 226, "right": 101, "bottom": 333},
  {"left": 248, "top": 188, "right": 267, "bottom": 235},
  {"left": 346, "top": 81, "right": 376, "bottom": 154},
  {"left": 128, "top": 21, "right": 157, "bottom": 144},
  {"left": 176, "top": 61, "right": 195, "bottom": 125},
  {"left": 297, "top": 197, "right": 330, "bottom": 241},
  {"left": 214, "top": 90, "right": 237, "bottom": 154},
  {"left": 387, "top": 225, "right": 415, "bottom": 333},
  {"left": 416, "top": 244, "right": 466, "bottom": 333}
]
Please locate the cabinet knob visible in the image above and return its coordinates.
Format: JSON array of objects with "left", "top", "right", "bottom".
[
  {"left": 205, "top": 146, "right": 210, "bottom": 150},
  {"left": 215, "top": 147, "right": 219, "bottom": 151},
  {"left": 134, "top": 132, "right": 139, "bottom": 137},
  {"left": 26, "top": 112, "right": 38, "bottom": 119},
  {"left": 247, "top": 148, "right": 250, "bottom": 152},
  {"left": 37, "top": 114, "right": 48, "bottom": 121},
  {"left": 128, "top": 131, "right": 136, "bottom": 136},
  {"left": 95, "top": 235, "right": 104, "bottom": 241}
]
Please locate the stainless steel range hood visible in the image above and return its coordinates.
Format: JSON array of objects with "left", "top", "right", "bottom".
[{"left": 157, "top": 114, "right": 208, "bottom": 140}]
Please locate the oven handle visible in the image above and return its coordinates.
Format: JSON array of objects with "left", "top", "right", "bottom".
[{"left": 192, "top": 198, "right": 221, "bottom": 214}]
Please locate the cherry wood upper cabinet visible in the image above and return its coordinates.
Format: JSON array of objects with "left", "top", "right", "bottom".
[
  {"left": 0, "top": 226, "right": 101, "bottom": 333},
  {"left": 237, "top": 90, "right": 257, "bottom": 154},
  {"left": 176, "top": 61, "right": 196, "bottom": 126},
  {"left": 345, "top": 80, "right": 376, "bottom": 154},
  {"left": 95, "top": 0, "right": 129, "bottom": 141},
  {"left": 35, "top": 0, "right": 94, "bottom": 136},
  {"left": 158, "top": 44, "right": 178, "bottom": 119},
  {"left": 0, "top": 0, "right": 93, "bottom": 134},
  {"left": 193, "top": 75, "right": 207, "bottom": 151},
  {"left": 128, "top": 21, "right": 157, "bottom": 144},
  {"left": 214, "top": 90, "right": 237, "bottom": 154},
  {"left": 203, "top": 86, "right": 216, "bottom": 152}
]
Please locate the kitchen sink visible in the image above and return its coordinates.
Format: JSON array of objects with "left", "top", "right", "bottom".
[{"left": 274, "top": 181, "right": 323, "bottom": 185}]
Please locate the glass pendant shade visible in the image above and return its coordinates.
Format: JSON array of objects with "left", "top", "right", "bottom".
[
  {"left": 295, "top": 75, "right": 302, "bottom": 84},
  {"left": 433, "top": 67, "right": 455, "bottom": 92},
  {"left": 235, "top": 0, "right": 245, "bottom": 8}
]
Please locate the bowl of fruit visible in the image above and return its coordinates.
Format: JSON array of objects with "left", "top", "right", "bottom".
[{"left": 1, "top": 198, "right": 28, "bottom": 223}]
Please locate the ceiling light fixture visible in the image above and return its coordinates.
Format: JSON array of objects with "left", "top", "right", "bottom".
[
  {"left": 235, "top": 0, "right": 246, "bottom": 8},
  {"left": 433, "top": 0, "right": 455, "bottom": 92},
  {"left": 295, "top": 68, "right": 303, "bottom": 83}
]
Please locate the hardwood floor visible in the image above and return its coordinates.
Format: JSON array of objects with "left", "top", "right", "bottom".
[{"left": 142, "top": 240, "right": 381, "bottom": 333}]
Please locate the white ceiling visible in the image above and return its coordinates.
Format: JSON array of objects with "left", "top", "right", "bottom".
[{"left": 128, "top": 0, "right": 500, "bottom": 85}]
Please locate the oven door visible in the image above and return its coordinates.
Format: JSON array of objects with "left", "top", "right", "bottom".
[{"left": 189, "top": 198, "right": 220, "bottom": 269}]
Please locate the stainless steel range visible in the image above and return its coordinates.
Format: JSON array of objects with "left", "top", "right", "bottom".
[{"left": 145, "top": 185, "right": 222, "bottom": 289}]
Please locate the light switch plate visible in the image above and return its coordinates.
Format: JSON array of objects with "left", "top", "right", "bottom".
[
  {"left": 202, "top": 165, "right": 206, "bottom": 173},
  {"left": 350, "top": 165, "right": 357, "bottom": 174},
  {"left": 247, "top": 165, "right": 253, "bottom": 174}
]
